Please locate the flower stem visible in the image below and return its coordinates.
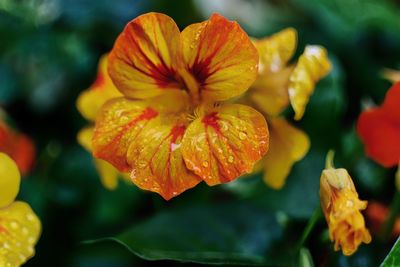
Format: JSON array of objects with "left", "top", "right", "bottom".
[
  {"left": 325, "top": 150, "right": 335, "bottom": 169},
  {"left": 297, "top": 207, "right": 323, "bottom": 249}
]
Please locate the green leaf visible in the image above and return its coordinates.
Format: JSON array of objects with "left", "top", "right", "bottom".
[
  {"left": 84, "top": 203, "right": 293, "bottom": 265},
  {"left": 225, "top": 149, "right": 325, "bottom": 219},
  {"left": 380, "top": 237, "right": 400, "bottom": 267}
]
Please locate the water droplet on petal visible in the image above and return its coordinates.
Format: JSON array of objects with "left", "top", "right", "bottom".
[
  {"left": 202, "top": 161, "right": 209, "bottom": 167},
  {"left": 346, "top": 200, "right": 354, "bottom": 208},
  {"left": 239, "top": 132, "right": 247, "bottom": 140},
  {"left": 228, "top": 156, "right": 234, "bottom": 163},
  {"left": 220, "top": 122, "right": 228, "bottom": 132},
  {"left": 137, "top": 161, "right": 147, "bottom": 168}
]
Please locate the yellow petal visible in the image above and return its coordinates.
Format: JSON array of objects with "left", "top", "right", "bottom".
[
  {"left": 76, "top": 54, "right": 122, "bottom": 121},
  {"left": 382, "top": 68, "right": 400, "bottom": 84},
  {"left": 94, "top": 159, "right": 120, "bottom": 190},
  {"left": 249, "top": 66, "right": 293, "bottom": 117},
  {"left": 288, "top": 45, "right": 332, "bottom": 120},
  {"left": 0, "top": 201, "right": 41, "bottom": 267},
  {"left": 93, "top": 91, "right": 190, "bottom": 172},
  {"left": 108, "top": 12, "right": 184, "bottom": 99},
  {"left": 181, "top": 13, "right": 258, "bottom": 101},
  {"left": 77, "top": 126, "right": 94, "bottom": 152},
  {"left": 78, "top": 127, "right": 128, "bottom": 190},
  {"left": 263, "top": 118, "right": 310, "bottom": 189},
  {"left": 126, "top": 116, "right": 201, "bottom": 200},
  {"left": 181, "top": 104, "right": 269, "bottom": 185},
  {"left": 253, "top": 28, "right": 297, "bottom": 74},
  {"left": 0, "top": 153, "right": 20, "bottom": 208}
]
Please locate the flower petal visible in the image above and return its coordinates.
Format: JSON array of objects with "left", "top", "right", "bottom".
[
  {"left": 126, "top": 117, "right": 201, "bottom": 200},
  {"left": 0, "top": 122, "right": 35, "bottom": 175},
  {"left": 382, "top": 81, "right": 400, "bottom": 121},
  {"left": 382, "top": 68, "right": 400, "bottom": 84},
  {"left": 77, "top": 126, "right": 94, "bottom": 152},
  {"left": 0, "top": 153, "right": 20, "bottom": 208},
  {"left": 93, "top": 99, "right": 160, "bottom": 172},
  {"left": 262, "top": 118, "right": 310, "bottom": 189},
  {"left": 76, "top": 54, "right": 122, "bottom": 121},
  {"left": 93, "top": 91, "right": 190, "bottom": 172},
  {"left": 94, "top": 159, "right": 121, "bottom": 190},
  {"left": 77, "top": 127, "right": 126, "bottom": 190},
  {"left": 249, "top": 66, "right": 293, "bottom": 117},
  {"left": 181, "top": 13, "right": 258, "bottom": 101},
  {"left": 253, "top": 28, "right": 297, "bottom": 74},
  {"left": 181, "top": 104, "right": 269, "bottom": 185},
  {"left": 357, "top": 108, "right": 400, "bottom": 167},
  {"left": 288, "top": 45, "right": 331, "bottom": 120},
  {"left": 0, "top": 201, "right": 41, "bottom": 266},
  {"left": 108, "top": 12, "right": 183, "bottom": 99}
]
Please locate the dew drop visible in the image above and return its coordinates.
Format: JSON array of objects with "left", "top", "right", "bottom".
[
  {"left": 137, "top": 161, "right": 147, "bottom": 168},
  {"left": 26, "top": 213, "right": 35, "bottom": 222},
  {"left": 9, "top": 221, "right": 18, "bottom": 229},
  {"left": 220, "top": 122, "right": 228, "bottom": 132},
  {"left": 239, "top": 132, "right": 247, "bottom": 140},
  {"left": 346, "top": 200, "right": 354, "bottom": 208},
  {"left": 202, "top": 161, "right": 209, "bottom": 167},
  {"left": 22, "top": 227, "right": 29, "bottom": 235},
  {"left": 228, "top": 156, "right": 234, "bottom": 163}
]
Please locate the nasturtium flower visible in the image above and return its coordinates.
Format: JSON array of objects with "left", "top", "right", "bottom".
[
  {"left": 92, "top": 12, "right": 269, "bottom": 200},
  {"left": 320, "top": 151, "right": 371, "bottom": 256},
  {"left": 76, "top": 54, "right": 129, "bottom": 190},
  {"left": 243, "top": 28, "right": 331, "bottom": 189},
  {"left": 357, "top": 82, "right": 400, "bottom": 168},
  {"left": 0, "top": 153, "right": 41, "bottom": 266},
  {"left": 0, "top": 116, "right": 35, "bottom": 176}
]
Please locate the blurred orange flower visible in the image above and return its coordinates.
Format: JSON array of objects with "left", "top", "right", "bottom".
[
  {"left": 320, "top": 151, "right": 371, "bottom": 256},
  {"left": 357, "top": 82, "right": 400, "bottom": 167},
  {"left": 0, "top": 117, "right": 35, "bottom": 175},
  {"left": 92, "top": 12, "right": 269, "bottom": 200},
  {"left": 0, "top": 153, "right": 41, "bottom": 266},
  {"left": 365, "top": 202, "right": 400, "bottom": 236},
  {"left": 244, "top": 28, "right": 331, "bottom": 189},
  {"left": 76, "top": 54, "right": 130, "bottom": 190}
]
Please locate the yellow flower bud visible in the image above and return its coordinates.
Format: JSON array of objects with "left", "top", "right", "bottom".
[{"left": 320, "top": 151, "right": 371, "bottom": 256}]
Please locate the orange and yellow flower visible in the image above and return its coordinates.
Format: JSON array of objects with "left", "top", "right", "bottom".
[
  {"left": 0, "top": 114, "right": 35, "bottom": 176},
  {"left": 244, "top": 28, "right": 331, "bottom": 189},
  {"left": 357, "top": 82, "right": 400, "bottom": 168},
  {"left": 320, "top": 151, "right": 371, "bottom": 256},
  {"left": 0, "top": 153, "right": 41, "bottom": 266},
  {"left": 92, "top": 13, "right": 269, "bottom": 200},
  {"left": 76, "top": 54, "right": 130, "bottom": 190}
]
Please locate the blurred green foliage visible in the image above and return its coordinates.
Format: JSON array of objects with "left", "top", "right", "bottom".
[{"left": 1, "top": 0, "right": 400, "bottom": 266}]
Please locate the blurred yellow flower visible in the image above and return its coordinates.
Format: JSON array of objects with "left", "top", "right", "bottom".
[
  {"left": 245, "top": 28, "right": 331, "bottom": 189},
  {"left": 0, "top": 153, "right": 41, "bottom": 266},
  {"left": 320, "top": 151, "right": 371, "bottom": 256},
  {"left": 382, "top": 68, "right": 400, "bottom": 84},
  {"left": 76, "top": 54, "right": 130, "bottom": 190}
]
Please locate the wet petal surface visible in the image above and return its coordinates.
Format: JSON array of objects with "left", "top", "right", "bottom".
[{"left": 181, "top": 104, "right": 269, "bottom": 185}]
